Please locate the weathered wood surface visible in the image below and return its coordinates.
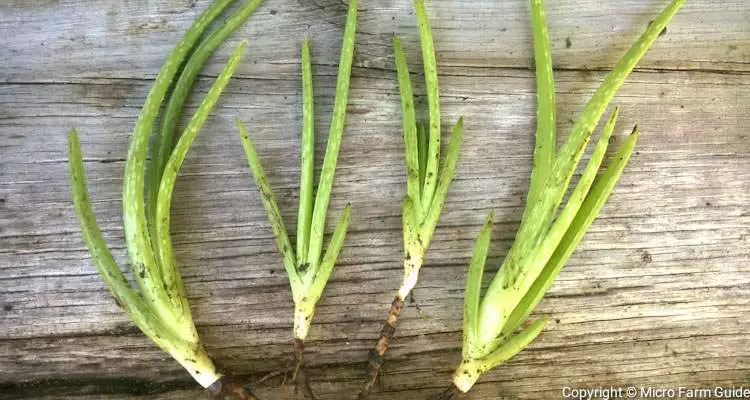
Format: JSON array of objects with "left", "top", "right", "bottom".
[{"left": 1, "top": 0, "right": 749, "bottom": 399}]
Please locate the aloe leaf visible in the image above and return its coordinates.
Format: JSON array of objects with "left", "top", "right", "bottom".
[
  {"left": 499, "top": 107, "right": 619, "bottom": 337},
  {"left": 420, "top": 117, "right": 464, "bottom": 247},
  {"left": 308, "top": 204, "right": 351, "bottom": 304},
  {"left": 69, "top": 135, "right": 210, "bottom": 375},
  {"left": 154, "top": 42, "right": 247, "bottom": 330},
  {"left": 483, "top": 316, "right": 547, "bottom": 370},
  {"left": 68, "top": 129, "right": 160, "bottom": 338},
  {"left": 478, "top": 128, "right": 589, "bottom": 344},
  {"left": 393, "top": 34, "right": 422, "bottom": 216},
  {"left": 479, "top": 0, "right": 683, "bottom": 344},
  {"left": 402, "top": 196, "right": 419, "bottom": 254},
  {"left": 524, "top": 0, "right": 556, "bottom": 210},
  {"left": 507, "top": 115, "right": 593, "bottom": 276},
  {"left": 463, "top": 212, "right": 493, "bottom": 359},
  {"left": 148, "top": 0, "right": 263, "bottom": 240},
  {"left": 554, "top": 0, "right": 683, "bottom": 192},
  {"left": 535, "top": 107, "right": 619, "bottom": 252},
  {"left": 236, "top": 118, "right": 301, "bottom": 293},
  {"left": 122, "top": 0, "right": 235, "bottom": 321},
  {"left": 517, "top": 0, "right": 683, "bottom": 264},
  {"left": 306, "top": 0, "right": 358, "bottom": 269},
  {"left": 414, "top": 0, "right": 441, "bottom": 213},
  {"left": 453, "top": 0, "right": 682, "bottom": 394},
  {"left": 71, "top": 131, "right": 221, "bottom": 381},
  {"left": 504, "top": 127, "right": 639, "bottom": 336},
  {"left": 417, "top": 121, "right": 428, "bottom": 191},
  {"left": 296, "top": 38, "right": 316, "bottom": 264}
]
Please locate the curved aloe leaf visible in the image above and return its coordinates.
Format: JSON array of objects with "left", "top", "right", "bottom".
[
  {"left": 154, "top": 42, "right": 248, "bottom": 328},
  {"left": 148, "top": 0, "right": 263, "bottom": 239},
  {"left": 122, "top": 0, "right": 235, "bottom": 327}
]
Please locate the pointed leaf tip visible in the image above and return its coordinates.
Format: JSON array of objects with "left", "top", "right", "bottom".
[{"left": 630, "top": 124, "right": 640, "bottom": 136}]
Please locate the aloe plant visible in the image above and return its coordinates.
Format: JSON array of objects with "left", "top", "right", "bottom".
[
  {"left": 448, "top": 0, "right": 685, "bottom": 395},
  {"left": 360, "top": 0, "right": 464, "bottom": 396},
  {"left": 68, "top": 1, "right": 262, "bottom": 398},
  {"left": 235, "top": 1, "right": 357, "bottom": 398}
]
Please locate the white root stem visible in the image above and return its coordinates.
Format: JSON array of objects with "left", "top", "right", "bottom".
[
  {"left": 294, "top": 303, "right": 313, "bottom": 341},
  {"left": 451, "top": 360, "right": 483, "bottom": 393},
  {"left": 398, "top": 248, "right": 424, "bottom": 299},
  {"left": 176, "top": 346, "right": 223, "bottom": 388}
]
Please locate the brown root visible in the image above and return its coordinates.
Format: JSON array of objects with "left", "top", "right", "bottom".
[
  {"left": 359, "top": 296, "right": 405, "bottom": 397},
  {"left": 434, "top": 384, "right": 461, "bottom": 400},
  {"left": 293, "top": 338, "right": 317, "bottom": 400},
  {"left": 206, "top": 375, "right": 260, "bottom": 400}
]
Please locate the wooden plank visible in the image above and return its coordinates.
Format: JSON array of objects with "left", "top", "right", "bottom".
[
  {"left": 1, "top": 0, "right": 749, "bottom": 84},
  {"left": 1, "top": 0, "right": 749, "bottom": 399}
]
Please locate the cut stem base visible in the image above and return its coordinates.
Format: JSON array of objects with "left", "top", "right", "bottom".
[
  {"left": 434, "top": 384, "right": 461, "bottom": 400},
  {"left": 206, "top": 376, "right": 260, "bottom": 400}
]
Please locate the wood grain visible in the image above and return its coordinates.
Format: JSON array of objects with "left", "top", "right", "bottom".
[{"left": 1, "top": 0, "right": 749, "bottom": 399}]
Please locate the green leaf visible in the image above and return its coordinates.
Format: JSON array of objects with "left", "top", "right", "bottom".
[
  {"left": 508, "top": 116, "right": 593, "bottom": 279},
  {"left": 554, "top": 0, "right": 683, "bottom": 201},
  {"left": 69, "top": 135, "right": 209, "bottom": 377},
  {"left": 307, "top": 0, "right": 358, "bottom": 268},
  {"left": 236, "top": 118, "right": 301, "bottom": 294},
  {"left": 524, "top": 0, "right": 556, "bottom": 210},
  {"left": 420, "top": 118, "right": 464, "bottom": 248},
  {"left": 68, "top": 129, "right": 178, "bottom": 349},
  {"left": 154, "top": 42, "right": 247, "bottom": 331},
  {"left": 297, "top": 38, "right": 316, "bottom": 264},
  {"left": 121, "top": 0, "right": 235, "bottom": 322},
  {"left": 478, "top": 127, "right": 590, "bottom": 345},
  {"left": 148, "top": 0, "right": 263, "bottom": 242},
  {"left": 463, "top": 212, "right": 493, "bottom": 359},
  {"left": 402, "top": 196, "right": 419, "bottom": 253},
  {"left": 479, "top": 0, "right": 683, "bottom": 348},
  {"left": 414, "top": 0, "right": 441, "bottom": 213},
  {"left": 517, "top": 0, "right": 683, "bottom": 263},
  {"left": 417, "top": 121, "right": 428, "bottom": 192},
  {"left": 393, "top": 34, "right": 421, "bottom": 217},
  {"left": 505, "top": 127, "right": 639, "bottom": 336},
  {"left": 308, "top": 204, "right": 351, "bottom": 303},
  {"left": 501, "top": 107, "right": 619, "bottom": 336},
  {"left": 482, "top": 316, "right": 548, "bottom": 371},
  {"left": 455, "top": 0, "right": 683, "bottom": 393}
]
